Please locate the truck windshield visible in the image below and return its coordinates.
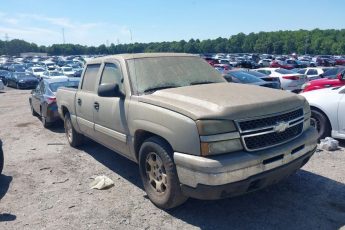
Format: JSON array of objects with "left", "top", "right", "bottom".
[{"left": 127, "top": 56, "right": 226, "bottom": 94}]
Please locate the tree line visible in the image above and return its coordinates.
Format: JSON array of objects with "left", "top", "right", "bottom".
[{"left": 1, "top": 29, "right": 345, "bottom": 56}]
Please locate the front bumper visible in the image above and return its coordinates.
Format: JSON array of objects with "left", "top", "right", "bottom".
[{"left": 174, "top": 127, "right": 317, "bottom": 199}]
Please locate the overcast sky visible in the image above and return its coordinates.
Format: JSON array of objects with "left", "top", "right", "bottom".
[{"left": 0, "top": 0, "right": 344, "bottom": 46}]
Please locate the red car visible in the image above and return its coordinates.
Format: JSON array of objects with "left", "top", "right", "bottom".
[
  {"left": 270, "top": 60, "right": 294, "bottom": 70},
  {"left": 302, "top": 70, "right": 345, "bottom": 92}
]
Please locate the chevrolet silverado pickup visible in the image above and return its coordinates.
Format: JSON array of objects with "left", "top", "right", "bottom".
[{"left": 56, "top": 53, "right": 318, "bottom": 209}]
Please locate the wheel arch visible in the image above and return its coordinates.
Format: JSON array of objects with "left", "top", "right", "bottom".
[
  {"left": 133, "top": 130, "right": 173, "bottom": 162},
  {"left": 310, "top": 105, "right": 333, "bottom": 130}
]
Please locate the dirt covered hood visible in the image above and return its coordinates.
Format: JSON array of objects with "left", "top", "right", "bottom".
[{"left": 139, "top": 83, "right": 305, "bottom": 120}]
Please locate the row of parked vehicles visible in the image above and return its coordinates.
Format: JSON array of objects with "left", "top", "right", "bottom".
[{"left": 1, "top": 53, "right": 344, "bottom": 210}]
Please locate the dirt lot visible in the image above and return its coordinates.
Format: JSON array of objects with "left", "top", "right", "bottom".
[{"left": 0, "top": 87, "right": 345, "bottom": 230}]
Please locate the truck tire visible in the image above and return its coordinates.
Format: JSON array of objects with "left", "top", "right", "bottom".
[
  {"left": 139, "top": 136, "right": 187, "bottom": 209},
  {"left": 0, "top": 140, "right": 4, "bottom": 174},
  {"left": 64, "top": 113, "right": 83, "bottom": 147},
  {"left": 310, "top": 109, "right": 331, "bottom": 140}
]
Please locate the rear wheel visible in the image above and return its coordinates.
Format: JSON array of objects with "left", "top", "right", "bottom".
[
  {"left": 139, "top": 136, "right": 187, "bottom": 209},
  {"left": 310, "top": 109, "right": 331, "bottom": 140},
  {"left": 64, "top": 113, "right": 83, "bottom": 147}
]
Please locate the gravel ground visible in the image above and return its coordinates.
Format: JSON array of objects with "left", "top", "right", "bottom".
[{"left": 0, "top": 87, "right": 344, "bottom": 230}]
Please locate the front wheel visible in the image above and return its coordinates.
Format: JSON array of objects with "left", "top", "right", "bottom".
[
  {"left": 310, "top": 109, "right": 331, "bottom": 140},
  {"left": 139, "top": 137, "right": 187, "bottom": 209},
  {"left": 64, "top": 113, "right": 83, "bottom": 147}
]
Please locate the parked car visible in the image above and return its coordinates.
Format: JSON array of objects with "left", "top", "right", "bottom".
[
  {"left": 258, "top": 59, "right": 272, "bottom": 67},
  {"left": 6, "top": 72, "right": 39, "bottom": 89},
  {"left": 42, "top": 71, "right": 66, "bottom": 79},
  {"left": 0, "top": 70, "right": 10, "bottom": 85},
  {"left": 29, "top": 77, "right": 80, "bottom": 127},
  {"left": 0, "top": 139, "right": 3, "bottom": 174},
  {"left": 302, "top": 69, "right": 345, "bottom": 92},
  {"left": 255, "top": 68, "right": 307, "bottom": 92},
  {"left": 60, "top": 66, "right": 75, "bottom": 77},
  {"left": 270, "top": 60, "right": 294, "bottom": 70},
  {"left": 223, "top": 70, "right": 280, "bottom": 89},
  {"left": 297, "top": 67, "right": 326, "bottom": 81},
  {"left": 246, "top": 70, "right": 281, "bottom": 89},
  {"left": 26, "top": 67, "right": 46, "bottom": 78},
  {"left": 8, "top": 64, "right": 26, "bottom": 73},
  {"left": 320, "top": 67, "right": 345, "bottom": 79},
  {"left": 313, "top": 55, "right": 336, "bottom": 66},
  {"left": 57, "top": 53, "right": 317, "bottom": 209},
  {"left": 301, "top": 84, "right": 345, "bottom": 140}
]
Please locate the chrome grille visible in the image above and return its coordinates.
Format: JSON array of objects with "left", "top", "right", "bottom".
[{"left": 236, "top": 108, "right": 304, "bottom": 151}]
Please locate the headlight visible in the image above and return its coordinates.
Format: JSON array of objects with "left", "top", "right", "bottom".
[
  {"left": 303, "top": 100, "right": 311, "bottom": 115},
  {"left": 303, "top": 100, "right": 311, "bottom": 131},
  {"left": 301, "top": 82, "right": 311, "bottom": 90},
  {"left": 196, "top": 120, "right": 237, "bottom": 135},
  {"left": 201, "top": 139, "right": 243, "bottom": 156}
]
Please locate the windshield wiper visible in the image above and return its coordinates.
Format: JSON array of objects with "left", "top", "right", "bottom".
[
  {"left": 190, "top": 81, "right": 217, "bottom": 85},
  {"left": 143, "top": 85, "right": 178, "bottom": 93}
]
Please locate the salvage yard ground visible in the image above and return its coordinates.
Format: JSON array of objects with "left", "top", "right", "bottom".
[{"left": 0, "top": 88, "right": 345, "bottom": 230}]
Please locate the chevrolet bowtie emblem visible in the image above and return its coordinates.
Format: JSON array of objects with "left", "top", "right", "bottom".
[{"left": 274, "top": 121, "right": 289, "bottom": 133}]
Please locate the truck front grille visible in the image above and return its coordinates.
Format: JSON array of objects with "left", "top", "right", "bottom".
[{"left": 236, "top": 108, "right": 304, "bottom": 151}]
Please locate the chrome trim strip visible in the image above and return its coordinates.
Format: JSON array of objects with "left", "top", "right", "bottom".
[
  {"left": 242, "top": 120, "right": 303, "bottom": 138},
  {"left": 94, "top": 124, "right": 127, "bottom": 143},
  {"left": 200, "top": 132, "right": 240, "bottom": 142},
  {"left": 242, "top": 122, "right": 304, "bottom": 152},
  {"left": 235, "top": 107, "right": 304, "bottom": 133}
]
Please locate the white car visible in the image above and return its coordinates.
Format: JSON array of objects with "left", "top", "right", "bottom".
[
  {"left": 258, "top": 59, "right": 272, "bottom": 67},
  {"left": 0, "top": 79, "right": 4, "bottom": 91},
  {"left": 301, "top": 85, "right": 345, "bottom": 140},
  {"left": 59, "top": 67, "right": 75, "bottom": 77},
  {"left": 26, "top": 67, "right": 46, "bottom": 78},
  {"left": 41, "top": 71, "right": 66, "bottom": 79},
  {"left": 297, "top": 67, "right": 327, "bottom": 81},
  {"left": 254, "top": 68, "right": 307, "bottom": 92}
]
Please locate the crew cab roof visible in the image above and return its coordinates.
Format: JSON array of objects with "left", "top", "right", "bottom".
[{"left": 86, "top": 53, "right": 197, "bottom": 64}]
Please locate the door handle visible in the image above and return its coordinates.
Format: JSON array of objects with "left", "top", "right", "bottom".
[
  {"left": 77, "top": 98, "right": 82, "bottom": 105},
  {"left": 94, "top": 102, "right": 99, "bottom": 111}
]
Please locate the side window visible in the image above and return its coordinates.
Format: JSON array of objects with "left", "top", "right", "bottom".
[
  {"left": 81, "top": 64, "right": 101, "bottom": 92},
  {"left": 307, "top": 69, "right": 318, "bottom": 75},
  {"left": 99, "top": 63, "right": 123, "bottom": 87}
]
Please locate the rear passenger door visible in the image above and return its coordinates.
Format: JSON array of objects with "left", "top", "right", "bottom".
[
  {"left": 75, "top": 64, "right": 101, "bottom": 138},
  {"left": 93, "top": 62, "right": 130, "bottom": 156}
]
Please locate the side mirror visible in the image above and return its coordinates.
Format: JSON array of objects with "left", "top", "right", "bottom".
[
  {"left": 98, "top": 83, "right": 125, "bottom": 98},
  {"left": 338, "top": 71, "right": 345, "bottom": 81}
]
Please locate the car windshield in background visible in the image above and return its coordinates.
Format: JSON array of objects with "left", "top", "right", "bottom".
[
  {"left": 323, "top": 67, "right": 345, "bottom": 79},
  {"left": 50, "top": 72, "right": 63, "bottom": 76},
  {"left": 229, "top": 71, "right": 264, "bottom": 83},
  {"left": 34, "top": 68, "right": 45, "bottom": 72},
  {"left": 14, "top": 65, "right": 26, "bottom": 72},
  {"left": 127, "top": 56, "right": 225, "bottom": 94},
  {"left": 276, "top": 69, "right": 295, "bottom": 74},
  {"left": 49, "top": 80, "right": 80, "bottom": 92},
  {"left": 15, "top": 73, "right": 35, "bottom": 78},
  {"left": 63, "top": 67, "right": 73, "bottom": 71}
]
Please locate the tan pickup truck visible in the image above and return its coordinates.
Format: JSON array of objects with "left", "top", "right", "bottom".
[{"left": 56, "top": 53, "right": 318, "bottom": 209}]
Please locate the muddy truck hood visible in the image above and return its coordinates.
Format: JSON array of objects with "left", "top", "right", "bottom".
[{"left": 138, "top": 83, "right": 305, "bottom": 120}]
